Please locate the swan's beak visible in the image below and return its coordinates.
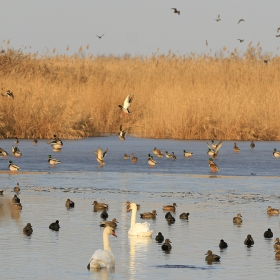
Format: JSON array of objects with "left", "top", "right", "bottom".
[{"left": 112, "top": 230, "right": 117, "bottom": 237}]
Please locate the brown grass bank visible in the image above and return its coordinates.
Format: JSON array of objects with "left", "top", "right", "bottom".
[{"left": 0, "top": 45, "right": 280, "bottom": 140}]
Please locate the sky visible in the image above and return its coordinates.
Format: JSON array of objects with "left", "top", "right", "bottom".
[{"left": 1, "top": 1, "right": 280, "bottom": 57}]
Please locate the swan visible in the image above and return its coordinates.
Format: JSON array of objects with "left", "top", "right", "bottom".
[
  {"left": 87, "top": 226, "right": 117, "bottom": 269},
  {"left": 128, "top": 203, "right": 153, "bottom": 237}
]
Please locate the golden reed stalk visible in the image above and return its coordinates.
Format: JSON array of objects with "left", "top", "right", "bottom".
[{"left": 0, "top": 45, "right": 279, "bottom": 140}]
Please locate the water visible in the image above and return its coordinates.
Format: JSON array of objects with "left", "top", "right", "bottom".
[{"left": 1, "top": 137, "right": 280, "bottom": 279}]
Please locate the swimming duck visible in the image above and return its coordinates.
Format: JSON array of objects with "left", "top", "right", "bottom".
[
  {"left": 100, "top": 218, "right": 118, "bottom": 229},
  {"left": 11, "top": 146, "right": 22, "bottom": 157},
  {"left": 171, "top": 152, "right": 176, "bottom": 160},
  {"left": 33, "top": 139, "right": 38, "bottom": 145},
  {"left": 131, "top": 153, "right": 138, "bottom": 163},
  {"left": 48, "top": 135, "right": 63, "bottom": 148},
  {"left": 9, "top": 160, "right": 20, "bottom": 172},
  {"left": 165, "top": 151, "right": 172, "bottom": 158},
  {"left": 165, "top": 212, "right": 175, "bottom": 224},
  {"left": 93, "top": 201, "right": 108, "bottom": 210},
  {"left": 0, "top": 147, "right": 9, "bottom": 158},
  {"left": 244, "top": 234, "right": 254, "bottom": 246},
  {"left": 14, "top": 183, "right": 20, "bottom": 193},
  {"left": 153, "top": 147, "right": 163, "bottom": 158},
  {"left": 95, "top": 147, "right": 108, "bottom": 166},
  {"left": 233, "top": 143, "right": 240, "bottom": 152},
  {"left": 126, "top": 201, "right": 140, "bottom": 210},
  {"left": 267, "top": 206, "right": 279, "bottom": 215},
  {"left": 1, "top": 90, "right": 14, "bottom": 99},
  {"left": 123, "top": 154, "right": 130, "bottom": 159},
  {"left": 205, "top": 250, "right": 220, "bottom": 262},
  {"left": 12, "top": 194, "right": 20, "bottom": 204},
  {"left": 163, "top": 203, "right": 177, "bottom": 212},
  {"left": 65, "top": 198, "right": 75, "bottom": 208},
  {"left": 49, "top": 220, "right": 60, "bottom": 231},
  {"left": 119, "top": 125, "right": 128, "bottom": 141},
  {"left": 14, "top": 137, "right": 19, "bottom": 144},
  {"left": 140, "top": 210, "right": 157, "bottom": 219},
  {"left": 118, "top": 94, "right": 134, "bottom": 114},
  {"left": 183, "top": 150, "right": 193, "bottom": 158},
  {"left": 23, "top": 223, "right": 33, "bottom": 235},
  {"left": 274, "top": 238, "right": 280, "bottom": 250},
  {"left": 207, "top": 148, "right": 215, "bottom": 156},
  {"left": 179, "top": 212, "right": 189, "bottom": 219},
  {"left": 208, "top": 158, "right": 219, "bottom": 172},
  {"left": 233, "top": 213, "right": 242, "bottom": 224},
  {"left": 219, "top": 239, "right": 228, "bottom": 249},
  {"left": 48, "top": 155, "right": 60, "bottom": 167},
  {"left": 250, "top": 141, "right": 255, "bottom": 149},
  {"left": 147, "top": 154, "right": 157, "bottom": 166},
  {"left": 273, "top": 148, "right": 280, "bottom": 158},
  {"left": 100, "top": 209, "right": 109, "bottom": 220},
  {"left": 162, "top": 239, "right": 172, "bottom": 251},
  {"left": 155, "top": 232, "right": 164, "bottom": 243},
  {"left": 275, "top": 250, "right": 280, "bottom": 259},
  {"left": 264, "top": 228, "right": 273, "bottom": 238}
]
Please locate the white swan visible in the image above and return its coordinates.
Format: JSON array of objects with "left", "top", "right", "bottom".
[
  {"left": 87, "top": 226, "right": 117, "bottom": 269},
  {"left": 128, "top": 203, "right": 153, "bottom": 237}
]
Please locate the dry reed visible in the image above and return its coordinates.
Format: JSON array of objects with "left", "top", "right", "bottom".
[{"left": 0, "top": 44, "right": 280, "bottom": 140}]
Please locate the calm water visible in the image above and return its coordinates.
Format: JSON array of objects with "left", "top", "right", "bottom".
[{"left": 1, "top": 137, "right": 280, "bottom": 280}]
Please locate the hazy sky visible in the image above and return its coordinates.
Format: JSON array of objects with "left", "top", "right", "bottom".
[{"left": 1, "top": 1, "right": 280, "bottom": 57}]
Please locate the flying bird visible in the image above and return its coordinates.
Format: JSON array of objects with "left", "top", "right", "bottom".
[
  {"left": 95, "top": 147, "right": 108, "bottom": 166},
  {"left": 1, "top": 90, "right": 14, "bottom": 99},
  {"left": 277, "top": 27, "right": 280, "bottom": 33},
  {"left": 237, "top": 39, "right": 244, "bottom": 43},
  {"left": 119, "top": 125, "right": 128, "bottom": 141},
  {"left": 238, "top": 19, "right": 245, "bottom": 24},
  {"left": 96, "top": 34, "right": 104, "bottom": 39},
  {"left": 276, "top": 35, "right": 280, "bottom": 38},
  {"left": 215, "top": 15, "right": 221, "bottom": 22},
  {"left": 118, "top": 94, "right": 134, "bottom": 114},
  {"left": 171, "top": 8, "right": 180, "bottom": 15},
  {"left": 264, "top": 59, "right": 268, "bottom": 65}
]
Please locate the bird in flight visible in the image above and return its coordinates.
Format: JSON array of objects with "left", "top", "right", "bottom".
[
  {"left": 215, "top": 15, "right": 221, "bottom": 22},
  {"left": 276, "top": 35, "right": 280, "bottom": 38},
  {"left": 237, "top": 39, "right": 244, "bottom": 43},
  {"left": 264, "top": 59, "right": 268, "bottom": 65},
  {"left": 96, "top": 34, "right": 105, "bottom": 39},
  {"left": 1, "top": 90, "right": 14, "bottom": 99},
  {"left": 118, "top": 94, "right": 134, "bottom": 114},
  {"left": 277, "top": 27, "right": 280, "bottom": 33},
  {"left": 171, "top": 8, "right": 180, "bottom": 15},
  {"left": 206, "top": 40, "right": 208, "bottom": 46},
  {"left": 238, "top": 19, "right": 245, "bottom": 24}
]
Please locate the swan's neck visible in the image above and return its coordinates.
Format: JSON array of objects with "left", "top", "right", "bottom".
[
  {"left": 103, "top": 230, "right": 111, "bottom": 251},
  {"left": 130, "top": 207, "right": 137, "bottom": 227}
]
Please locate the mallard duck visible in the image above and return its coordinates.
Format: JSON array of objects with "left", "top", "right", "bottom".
[
  {"left": 123, "top": 154, "right": 130, "bottom": 159},
  {"left": 155, "top": 232, "right": 164, "bottom": 243},
  {"left": 14, "top": 183, "right": 20, "bottom": 193},
  {"left": 0, "top": 147, "right": 9, "bottom": 158},
  {"left": 264, "top": 228, "right": 273, "bottom": 238},
  {"left": 148, "top": 154, "right": 157, "bottom": 166},
  {"left": 233, "top": 143, "right": 240, "bottom": 152},
  {"left": 11, "top": 146, "right": 22, "bottom": 157},
  {"left": 183, "top": 150, "right": 193, "bottom": 158},
  {"left": 274, "top": 238, "right": 280, "bottom": 250},
  {"left": 1, "top": 90, "right": 14, "bottom": 99},
  {"left": 208, "top": 158, "right": 219, "bottom": 172},
  {"left": 244, "top": 234, "right": 254, "bottom": 246},
  {"left": 49, "top": 220, "right": 60, "bottom": 231},
  {"left": 275, "top": 250, "right": 280, "bottom": 259},
  {"left": 131, "top": 153, "right": 138, "bottom": 163},
  {"left": 171, "top": 152, "right": 176, "bottom": 160},
  {"left": 165, "top": 151, "right": 172, "bottom": 158},
  {"left": 162, "top": 239, "right": 172, "bottom": 251},
  {"left": 12, "top": 194, "right": 20, "bottom": 204},
  {"left": 250, "top": 141, "right": 255, "bottom": 149},
  {"left": 65, "top": 198, "right": 75, "bottom": 208},
  {"left": 93, "top": 201, "right": 108, "bottom": 210},
  {"left": 273, "top": 148, "right": 280, "bottom": 158},
  {"left": 163, "top": 203, "right": 177, "bottom": 211},
  {"left": 9, "top": 160, "right": 20, "bottom": 172},
  {"left": 267, "top": 206, "right": 279, "bottom": 215},
  {"left": 179, "top": 212, "right": 189, "bottom": 219},
  {"left": 119, "top": 125, "right": 128, "bottom": 141},
  {"left": 48, "top": 135, "right": 63, "bottom": 148},
  {"left": 211, "top": 140, "right": 217, "bottom": 149},
  {"left": 118, "top": 94, "right": 134, "bottom": 114},
  {"left": 206, "top": 141, "right": 223, "bottom": 158},
  {"left": 14, "top": 137, "right": 19, "bottom": 144},
  {"left": 207, "top": 148, "right": 215, "bottom": 156},
  {"left": 33, "top": 139, "right": 38, "bottom": 145},
  {"left": 100, "top": 209, "right": 108, "bottom": 219},
  {"left": 23, "top": 223, "right": 33, "bottom": 235},
  {"left": 126, "top": 201, "right": 140, "bottom": 210},
  {"left": 233, "top": 213, "right": 242, "bottom": 224},
  {"left": 95, "top": 147, "right": 108, "bottom": 166},
  {"left": 100, "top": 218, "right": 118, "bottom": 229},
  {"left": 140, "top": 210, "right": 157, "bottom": 219},
  {"left": 48, "top": 155, "right": 60, "bottom": 167},
  {"left": 219, "top": 239, "right": 228, "bottom": 249},
  {"left": 205, "top": 250, "right": 220, "bottom": 262},
  {"left": 153, "top": 147, "right": 163, "bottom": 157}
]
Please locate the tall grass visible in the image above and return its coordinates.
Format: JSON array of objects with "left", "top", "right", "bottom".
[{"left": 0, "top": 44, "right": 280, "bottom": 140}]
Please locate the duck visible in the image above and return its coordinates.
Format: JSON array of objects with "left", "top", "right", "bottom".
[
  {"left": 118, "top": 94, "right": 134, "bottom": 114},
  {"left": 215, "top": 15, "right": 221, "bottom": 22},
  {"left": 250, "top": 141, "right": 255, "bottom": 149},
  {"left": 65, "top": 198, "right": 75, "bottom": 208},
  {"left": 161, "top": 239, "right": 172, "bottom": 251},
  {"left": 118, "top": 125, "right": 128, "bottom": 141},
  {"left": 87, "top": 226, "right": 117, "bottom": 269},
  {"left": 126, "top": 201, "right": 140, "bottom": 210},
  {"left": 48, "top": 155, "right": 60, "bottom": 167},
  {"left": 100, "top": 218, "right": 118, "bottom": 229},
  {"left": 165, "top": 151, "right": 172, "bottom": 158},
  {"left": 33, "top": 139, "right": 38, "bottom": 145},
  {"left": 155, "top": 232, "right": 164, "bottom": 243},
  {"left": 206, "top": 141, "right": 223, "bottom": 158},
  {"left": 23, "top": 223, "right": 33, "bottom": 235},
  {"left": 207, "top": 148, "right": 215, "bottom": 156},
  {"left": 233, "top": 143, "right": 240, "bottom": 152},
  {"left": 273, "top": 149, "right": 280, "bottom": 158},
  {"left": 264, "top": 228, "right": 273, "bottom": 238},
  {"left": 14, "top": 203, "right": 22, "bottom": 210},
  {"left": 123, "top": 154, "right": 130, "bottom": 159},
  {"left": 131, "top": 153, "right": 138, "bottom": 163},
  {"left": 233, "top": 213, "right": 243, "bottom": 224},
  {"left": 165, "top": 212, "right": 175, "bottom": 224},
  {"left": 171, "top": 152, "right": 176, "bottom": 160},
  {"left": 208, "top": 158, "right": 219, "bottom": 172},
  {"left": 179, "top": 212, "right": 189, "bottom": 220},
  {"left": 267, "top": 206, "right": 279, "bottom": 215},
  {"left": 0, "top": 147, "right": 9, "bottom": 158},
  {"left": 11, "top": 146, "right": 22, "bottom": 157},
  {"left": 171, "top": 8, "right": 180, "bottom": 15},
  {"left": 153, "top": 147, "right": 163, "bottom": 158},
  {"left": 275, "top": 250, "right": 280, "bottom": 259},
  {"left": 205, "top": 250, "right": 220, "bottom": 262},
  {"left": 9, "top": 160, "right": 20, "bottom": 172},
  {"left": 183, "top": 150, "right": 193, "bottom": 158},
  {"left": 128, "top": 202, "right": 153, "bottom": 236},
  {"left": 244, "top": 234, "right": 254, "bottom": 246},
  {"left": 147, "top": 154, "right": 157, "bottom": 166},
  {"left": 93, "top": 201, "right": 108, "bottom": 210},
  {"left": 219, "top": 239, "right": 228, "bottom": 249},
  {"left": 100, "top": 209, "right": 109, "bottom": 220},
  {"left": 1, "top": 90, "right": 14, "bottom": 99},
  {"left": 274, "top": 238, "right": 280, "bottom": 250},
  {"left": 49, "top": 220, "right": 60, "bottom": 231},
  {"left": 14, "top": 137, "right": 19, "bottom": 144},
  {"left": 14, "top": 183, "right": 20, "bottom": 193},
  {"left": 12, "top": 194, "right": 20, "bottom": 204},
  {"left": 163, "top": 203, "right": 177, "bottom": 212},
  {"left": 95, "top": 147, "right": 108, "bottom": 166},
  {"left": 140, "top": 210, "right": 157, "bottom": 219}
]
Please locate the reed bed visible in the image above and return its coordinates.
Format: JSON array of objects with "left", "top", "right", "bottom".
[{"left": 0, "top": 44, "right": 280, "bottom": 140}]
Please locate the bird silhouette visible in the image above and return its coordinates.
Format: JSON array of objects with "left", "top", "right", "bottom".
[
  {"left": 206, "top": 40, "right": 208, "bottom": 46},
  {"left": 277, "top": 27, "right": 280, "bottom": 33},
  {"left": 171, "top": 8, "right": 180, "bottom": 15},
  {"left": 215, "top": 15, "right": 221, "bottom": 22},
  {"left": 96, "top": 34, "right": 105, "bottom": 39},
  {"left": 237, "top": 39, "right": 244, "bottom": 43},
  {"left": 238, "top": 19, "right": 245, "bottom": 24}
]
